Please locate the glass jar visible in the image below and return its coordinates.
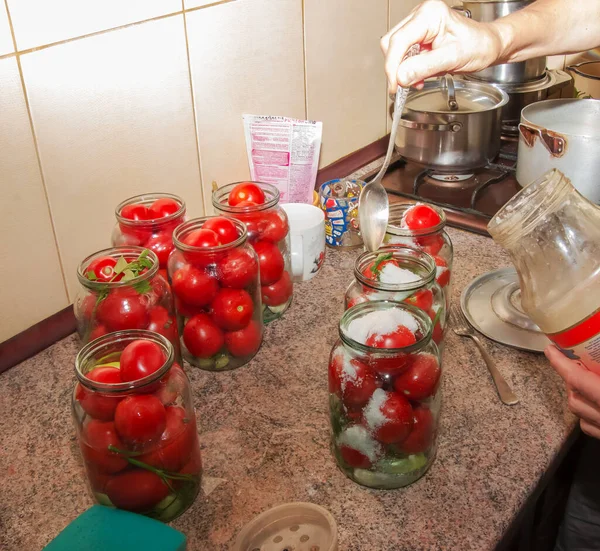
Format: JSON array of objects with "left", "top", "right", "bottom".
[
  {"left": 74, "top": 247, "right": 179, "bottom": 358},
  {"left": 384, "top": 203, "right": 453, "bottom": 312},
  {"left": 344, "top": 247, "right": 445, "bottom": 348},
  {"left": 72, "top": 330, "right": 202, "bottom": 522},
  {"left": 169, "top": 216, "right": 263, "bottom": 371},
  {"left": 488, "top": 169, "right": 600, "bottom": 374},
  {"left": 212, "top": 182, "right": 293, "bottom": 323},
  {"left": 329, "top": 301, "right": 441, "bottom": 489},
  {"left": 112, "top": 193, "right": 186, "bottom": 275}
]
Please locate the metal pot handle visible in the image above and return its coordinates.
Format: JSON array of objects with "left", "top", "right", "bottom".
[
  {"left": 399, "top": 119, "right": 463, "bottom": 132},
  {"left": 566, "top": 61, "right": 600, "bottom": 81},
  {"left": 451, "top": 5, "right": 471, "bottom": 18},
  {"left": 442, "top": 74, "right": 459, "bottom": 111},
  {"left": 518, "top": 122, "right": 566, "bottom": 157}
]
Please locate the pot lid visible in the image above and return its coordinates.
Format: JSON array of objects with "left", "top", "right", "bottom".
[
  {"left": 468, "top": 69, "right": 571, "bottom": 93},
  {"left": 405, "top": 76, "right": 508, "bottom": 114}
]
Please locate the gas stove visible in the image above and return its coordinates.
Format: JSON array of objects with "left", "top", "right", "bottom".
[{"left": 363, "top": 138, "right": 522, "bottom": 235}]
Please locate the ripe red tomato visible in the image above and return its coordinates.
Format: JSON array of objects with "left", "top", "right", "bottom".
[
  {"left": 174, "top": 297, "right": 205, "bottom": 319},
  {"left": 139, "top": 406, "right": 196, "bottom": 471},
  {"left": 419, "top": 234, "right": 445, "bottom": 256},
  {"left": 149, "top": 198, "right": 180, "bottom": 219},
  {"left": 366, "top": 325, "right": 416, "bottom": 349},
  {"left": 172, "top": 265, "right": 219, "bottom": 307},
  {"left": 76, "top": 366, "right": 122, "bottom": 421},
  {"left": 404, "top": 289, "right": 434, "bottom": 312},
  {"left": 346, "top": 294, "right": 369, "bottom": 309},
  {"left": 210, "top": 288, "right": 254, "bottom": 331},
  {"left": 362, "top": 257, "right": 398, "bottom": 280},
  {"left": 114, "top": 395, "right": 167, "bottom": 446},
  {"left": 432, "top": 321, "right": 443, "bottom": 345},
  {"left": 203, "top": 217, "right": 238, "bottom": 245},
  {"left": 89, "top": 324, "right": 108, "bottom": 341},
  {"left": 105, "top": 469, "right": 170, "bottom": 512},
  {"left": 365, "top": 389, "right": 413, "bottom": 444},
  {"left": 86, "top": 256, "right": 120, "bottom": 282},
  {"left": 434, "top": 256, "right": 450, "bottom": 287},
  {"left": 121, "top": 203, "right": 150, "bottom": 221},
  {"left": 393, "top": 353, "right": 441, "bottom": 400},
  {"left": 184, "top": 228, "right": 221, "bottom": 248},
  {"left": 120, "top": 340, "right": 166, "bottom": 383},
  {"left": 403, "top": 204, "right": 441, "bottom": 230},
  {"left": 179, "top": 445, "right": 203, "bottom": 477},
  {"left": 399, "top": 406, "right": 434, "bottom": 454},
  {"left": 261, "top": 271, "right": 292, "bottom": 306},
  {"left": 329, "top": 353, "right": 380, "bottom": 408},
  {"left": 224, "top": 320, "right": 262, "bottom": 358},
  {"left": 217, "top": 248, "right": 258, "bottom": 289},
  {"left": 96, "top": 289, "right": 149, "bottom": 331},
  {"left": 237, "top": 211, "right": 261, "bottom": 240},
  {"left": 253, "top": 241, "right": 284, "bottom": 285},
  {"left": 145, "top": 232, "right": 173, "bottom": 268},
  {"left": 258, "top": 211, "right": 289, "bottom": 243},
  {"left": 228, "top": 182, "right": 265, "bottom": 206},
  {"left": 81, "top": 420, "right": 128, "bottom": 473},
  {"left": 183, "top": 314, "right": 224, "bottom": 358},
  {"left": 146, "top": 306, "right": 178, "bottom": 346},
  {"left": 338, "top": 425, "right": 381, "bottom": 469},
  {"left": 237, "top": 200, "right": 258, "bottom": 207},
  {"left": 154, "top": 363, "right": 186, "bottom": 406}
]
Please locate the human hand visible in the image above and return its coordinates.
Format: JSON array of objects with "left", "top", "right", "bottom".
[
  {"left": 545, "top": 344, "right": 600, "bottom": 440},
  {"left": 380, "top": 0, "right": 503, "bottom": 91}
]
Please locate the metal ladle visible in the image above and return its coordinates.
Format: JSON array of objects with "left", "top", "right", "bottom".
[{"left": 359, "top": 44, "right": 420, "bottom": 252}]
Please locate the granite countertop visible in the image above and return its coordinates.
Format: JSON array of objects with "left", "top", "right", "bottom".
[{"left": 0, "top": 226, "right": 576, "bottom": 551}]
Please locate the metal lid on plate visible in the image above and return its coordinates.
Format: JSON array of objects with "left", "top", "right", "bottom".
[
  {"left": 461, "top": 267, "right": 551, "bottom": 352},
  {"left": 233, "top": 502, "right": 338, "bottom": 551}
]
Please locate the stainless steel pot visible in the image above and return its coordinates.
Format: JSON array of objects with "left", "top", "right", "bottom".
[
  {"left": 567, "top": 61, "right": 600, "bottom": 99},
  {"left": 393, "top": 77, "right": 509, "bottom": 173},
  {"left": 452, "top": 0, "right": 546, "bottom": 83},
  {"left": 517, "top": 99, "right": 600, "bottom": 203}
]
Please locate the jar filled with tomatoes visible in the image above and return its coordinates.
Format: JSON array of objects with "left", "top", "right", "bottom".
[
  {"left": 72, "top": 330, "right": 202, "bottom": 522},
  {"left": 169, "top": 216, "right": 263, "bottom": 371},
  {"left": 112, "top": 193, "right": 186, "bottom": 275},
  {"left": 329, "top": 301, "right": 441, "bottom": 489},
  {"left": 74, "top": 247, "right": 179, "bottom": 357},
  {"left": 345, "top": 247, "right": 445, "bottom": 349},
  {"left": 212, "top": 181, "right": 293, "bottom": 324},
  {"left": 384, "top": 203, "right": 453, "bottom": 312}
]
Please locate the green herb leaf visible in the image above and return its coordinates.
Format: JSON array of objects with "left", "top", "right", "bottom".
[
  {"left": 113, "top": 256, "right": 129, "bottom": 276},
  {"left": 121, "top": 269, "right": 136, "bottom": 282},
  {"left": 86, "top": 271, "right": 98, "bottom": 281},
  {"left": 133, "top": 279, "right": 152, "bottom": 295},
  {"left": 371, "top": 252, "right": 393, "bottom": 279}
]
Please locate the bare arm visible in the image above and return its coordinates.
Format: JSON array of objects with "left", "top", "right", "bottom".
[{"left": 382, "top": 0, "right": 600, "bottom": 91}]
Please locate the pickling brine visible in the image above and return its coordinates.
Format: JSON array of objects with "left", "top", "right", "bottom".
[{"left": 488, "top": 169, "right": 600, "bottom": 373}]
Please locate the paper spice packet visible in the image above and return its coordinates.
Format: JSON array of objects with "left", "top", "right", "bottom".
[{"left": 243, "top": 114, "right": 323, "bottom": 204}]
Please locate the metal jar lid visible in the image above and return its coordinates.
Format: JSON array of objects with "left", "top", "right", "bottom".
[
  {"left": 405, "top": 76, "right": 508, "bottom": 114},
  {"left": 233, "top": 502, "right": 338, "bottom": 551}
]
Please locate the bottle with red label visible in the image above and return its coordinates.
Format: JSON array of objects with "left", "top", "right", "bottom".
[{"left": 488, "top": 169, "right": 600, "bottom": 373}]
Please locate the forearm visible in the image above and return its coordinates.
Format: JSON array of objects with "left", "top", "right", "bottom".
[{"left": 490, "top": 0, "right": 600, "bottom": 63}]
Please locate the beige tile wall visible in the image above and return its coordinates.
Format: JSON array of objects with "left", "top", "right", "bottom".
[{"left": 0, "top": 0, "right": 593, "bottom": 341}]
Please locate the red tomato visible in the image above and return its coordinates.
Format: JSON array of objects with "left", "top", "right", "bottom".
[
  {"left": 399, "top": 406, "right": 434, "bottom": 454},
  {"left": 184, "top": 228, "right": 221, "bottom": 248},
  {"left": 158, "top": 268, "right": 169, "bottom": 282},
  {"left": 174, "top": 297, "right": 206, "bottom": 319},
  {"left": 393, "top": 353, "right": 441, "bottom": 400},
  {"left": 120, "top": 340, "right": 166, "bottom": 383},
  {"left": 258, "top": 211, "right": 288, "bottom": 243},
  {"left": 403, "top": 204, "right": 441, "bottom": 230},
  {"left": 183, "top": 314, "right": 224, "bottom": 358},
  {"left": 96, "top": 289, "right": 149, "bottom": 332},
  {"left": 261, "top": 271, "right": 292, "bottom": 306},
  {"left": 217, "top": 248, "right": 258, "bottom": 289},
  {"left": 434, "top": 256, "right": 450, "bottom": 288},
  {"left": 154, "top": 363, "right": 186, "bottom": 406},
  {"left": 237, "top": 200, "right": 258, "bottom": 207},
  {"left": 149, "top": 198, "right": 180, "bottom": 219},
  {"left": 228, "top": 182, "right": 265, "bottom": 206},
  {"left": 179, "top": 445, "right": 203, "bottom": 477},
  {"left": 78, "top": 294, "right": 96, "bottom": 320},
  {"left": 419, "top": 234, "right": 445, "bottom": 256},
  {"left": 338, "top": 425, "right": 381, "bottom": 469},
  {"left": 121, "top": 203, "right": 150, "bottom": 221},
  {"left": 145, "top": 232, "right": 173, "bottom": 268},
  {"left": 139, "top": 406, "right": 196, "bottom": 471},
  {"left": 224, "top": 320, "right": 262, "bottom": 358},
  {"left": 237, "top": 211, "right": 261, "bottom": 241},
  {"left": 345, "top": 294, "right": 369, "bottom": 310},
  {"left": 76, "top": 366, "right": 122, "bottom": 421},
  {"left": 114, "top": 395, "right": 167, "bottom": 446},
  {"left": 365, "top": 389, "right": 413, "bottom": 444},
  {"left": 404, "top": 289, "right": 434, "bottom": 312},
  {"left": 210, "top": 288, "right": 254, "bottom": 331},
  {"left": 366, "top": 325, "right": 416, "bottom": 349},
  {"left": 105, "top": 469, "right": 170, "bottom": 512},
  {"left": 432, "top": 321, "right": 443, "bottom": 345},
  {"left": 362, "top": 257, "right": 398, "bottom": 280},
  {"left": 329, "top": 352, "right": 380, "bottom": 408},
  {"left": 85, "top": 256, "right": 120, "bottom": 282},
  {"left": 203, "top": 217, "right": 238, "bottom": 245},
  {"left": 81, "top": 420, "right": 128, "bottom": 473},
  {"left": 253, "top": 241, "right": 284, "bottom": 285},
  {"left": 147, "top": 306, "right": 178, "bottom": 344},
  {"left": 89, "top": 324, "right": 108, "bottom": 341},
  {"left": 172, "top": 265, "right": 219, "bottom": 307},
  {"left": 87, "top": 466, "right": 112, "bottom": 494}
]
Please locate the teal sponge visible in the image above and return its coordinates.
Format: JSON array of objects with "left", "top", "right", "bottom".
[{"left": 43, "top": 505, "right": 187, "bottom": 551}]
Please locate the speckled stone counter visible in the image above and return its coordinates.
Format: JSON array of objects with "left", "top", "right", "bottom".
[{"left": 0, "top": 228, "right": 576, "bottom": 551}]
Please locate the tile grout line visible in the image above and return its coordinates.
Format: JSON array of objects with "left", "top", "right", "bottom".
[
  {"left": 301, "top": 0, "right": 308, "bottom": 120},
  {"left": 181, "top": 4, "right": 207, "bottom": 215},
  {"left": 3, "top": 0, "right": 71, "bottom": 301}
]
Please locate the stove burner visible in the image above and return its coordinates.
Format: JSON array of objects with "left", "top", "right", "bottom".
[{"left": 429, "top": 173, "right": 475, "bottom": 182}]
